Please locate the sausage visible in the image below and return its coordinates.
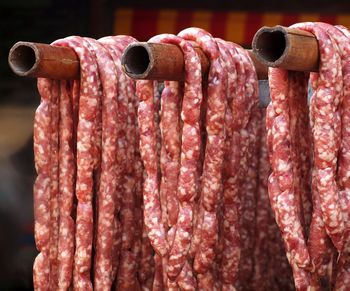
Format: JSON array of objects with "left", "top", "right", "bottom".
[
  {"left": 78, "top": 37, "right": 118, "bottom": 290},
  {"left": 291, "top": 22, "right": 345, "bottom": 252},
  {"left": 308, "top": 168, "right": 332, "bottom": 285},
  {"left": 291, "top": 73, "right": 312, "bottom": 234},
  {"left": 54, "top": 36, "right": 101, "bottom": 291},
  {"left": 33, "top": 78, "right": 53, "bottom": 291},
  {"left": 98, "top": 35, "right": 137, "bottom": 280},
  {"left": 188, "top": 83, "right": 209, "bottom": 261},
  {"left": 167, "top": 203, "right": 193, "bottom": 279},
  {"left": 118, "top": 75, "right": 137, "bottom": 250},
  {"left": 126, "top": 49, "right": 143, "bottom": 291},
  {"left": 57, "top": 81, "right": 75, "bottom": 290},
  {"left": 36, "top": 35, "right": 112, "bottom": 290},
  {"left": 267, "top": 67, "right": 312, "bottom": 289},
  {"left": 176, "top": 261, "right": 197, "bottom": 290},
  {"left": 48, "top": 80, "right": 60, "bottom": 290},
  {"left": 215, "top": 36, "right": 235, "bottom": 278},
  {"left": 251, "top": 110, "right": 270, "bottom": 291},
  {"left": 287, "top": 72, "right": 308, "bottom": 234},
  {"left": 132, "top": 107, "right": 144, "bottom": 289},
  {"left": 100, "top": 36, "right": 126, "bottom": 282},
  {"left": 215, "top": 38, "right": 241, "bottom": 288},
  {"left": 165, "top": 224, "right": 179, "bottom": 289},
  {"left": 102, "top": 35, "right": 142, "bottom": 288},
  {"left": 321, "top": 24, "right": 350, "bottom": 290},
  {"left": 34, "top": 35, "right": 149, "bottom": 290},
  {"left": 307, "top": 66, "right": 332, "bottom": 287},
  {"left": 132, "top": 207, "right": 143, "bottom": 284},
  {"left": 231, "top": 46, "right": 259, "bottom": 288},
  {"left": 267, "top": 70, "right": 308, "bottom": 244},
  {"left": 216, "top": 40, "right": 260, "bottom": 289},
  {"left": 35, "top": 26, "right": 350, "bottom": 291},
  {"left": 159, "top": 80, "right": 181, "bottom": 228},
  {"left": 238, "top": 108, "right": 261, "bottom": 287},
  {"left": 159, "top": 79, "right": 182, "bottom": 288},
  {"left": 117, "top": 251, "right": 140, "bottom": 290},
  {"left": 266, "top": 209, "right": 294, "bottom": 290},
  {"left": 136, "top": 79, "right": 167, "bottom": 256},
  {"left": 177, "top": 27, "right": 226, "bottom": 276},
  {"left": 266, "top": 44, "right": 345, "bottom": 288},
  {"left": 197, "top": 269, "right": 216, "bottom": 291},
  {"left": 152, "top": 254, "right": 164, "bottom": 291},
  {"left": 145, "top": 33, "right": 203, "bottom": 284},
  {"left": 268, "top": 174, "right": 310, "bottom": 290}
]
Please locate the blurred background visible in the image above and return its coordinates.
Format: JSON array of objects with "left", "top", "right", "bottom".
[{"left": 1, "top": 0, "right": 349, "bottom": 289}]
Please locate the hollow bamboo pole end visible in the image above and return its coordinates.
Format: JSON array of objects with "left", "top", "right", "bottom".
[
  {"left": 122, "top": 42, "right": 210, "bottom": 82},
  {"left": 122, "top": 42, "right": 157, "bottom": 80},
  {"left": 8, "top": 41, "right": 79, "bottom": 79},
  {"left": 252, "top": 25, "right": 319, "bottom": 72}
]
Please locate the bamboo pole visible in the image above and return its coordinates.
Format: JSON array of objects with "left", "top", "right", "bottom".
[
  {"left": 121, "top": 42, "right": 209, "bottom": 81},
  {"left": 121, "top": 42, "right": 268, "bottom": 81},
  {"left": 252, "top": 25, "right": 319, "bottom": 72},
  {"left": 8, "top": 40, "right": 271, "bottom": 106},
  {"left": 8, "top": 41, "right": 79, "bottom": 79},
  {"left": 9, "top": 41, "right": 268, "bottom": 81}
]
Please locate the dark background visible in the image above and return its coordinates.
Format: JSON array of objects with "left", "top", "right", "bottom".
[
  {"left": 0, "top": 0, "right": 349, "bottom": 289},
  {"left": 0, "top": 1, "right": 89, "bottom": 289},
  {"left": 115, "top": 0, "right": 350, "bottom": 12}
]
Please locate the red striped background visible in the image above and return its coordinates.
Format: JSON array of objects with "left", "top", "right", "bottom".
[{"left": 114, "top": 8, "right": 350, "bottom": 46}]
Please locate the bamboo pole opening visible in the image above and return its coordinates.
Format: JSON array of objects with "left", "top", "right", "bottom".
[
  {"left": 253, "top": 29, "right": 286, "bottom": 63},
  {"left": 9, "top": 43, "right": 37, "bottom": 76},
  {"left": 123, "top": 44, "right": 154, "bottom": 79}
]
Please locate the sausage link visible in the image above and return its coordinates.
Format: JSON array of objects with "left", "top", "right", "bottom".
[
  {"left": 178, "top": 27, "right": 226, "bottom": 276},
  {"left": 136, "top": 80, "right": 167, "bottom": 256},
  {"left": 54, "top": 36, "right": 101, "bottom": 291},
  {"left": 57, "top": 81, "right": 75, "bottom": 290},
  {"left": 292, "top": 22, "right": 345, "bottom": 251},
  {"left": 77, "top": 37, "right": 118, "bottom": 290},
  {"left": 48, "top": 80, "right": 60, "bottom": 290},
  {"left": 33, "top": 78, "right": 53, "bottom": 290},
  {"left": 145, "top": 34, "right": 203, "bottom": 284}
]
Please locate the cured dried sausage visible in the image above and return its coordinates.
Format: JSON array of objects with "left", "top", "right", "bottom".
[
  {"left": 33, "top": 78, "right": 53, "bottom": 291},
  {"left": 34, "top": 24, "right": 350, "bottom": 291},
  {"left": 291, "top": 22, "right": 345, "bottom": 252},
  {"left": 51, "top": 36, "right": 103, "bottom": 290},
  {"left": 177, "top": 27, "right": 226, "bottom": 278},
  {"left": 266, "top": 22, "right": 350, "bottom": 290},
  {"left": 57, "top": 81, "right": 75, "bottom": 290},
  {"left": 136, "top": 80, "right": 167, "bottom": 256},
  {"left": 81, "top": 37, "right": 118, "bottom": 290},
  {"left": 251, "top": 110, "right": 270, "bottom": 290},
  {"left": 267, "top": 67, "right": 312, "bottom": 289},
  {"left": 48, "top": 80, "right": 60, "bottom": 290}
]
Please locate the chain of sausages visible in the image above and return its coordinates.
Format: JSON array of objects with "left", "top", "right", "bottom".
[
  {"left": 32, "top": 24, "right": 350, "bottom": 291},
  {"left": 266, "top": 22, "right": 350, "bottom": 290},
  {"left": 33, "top": 29, "right": 272, "bottom": 290},
  {"left": 33, "top": 35, "right": 148, "bottom": 290},
  {"left": 332, "top": 24, "right": 350, "bottom": 291},
  {"left": 133, "top": 29, "right": 270, "bottom": 290}
]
